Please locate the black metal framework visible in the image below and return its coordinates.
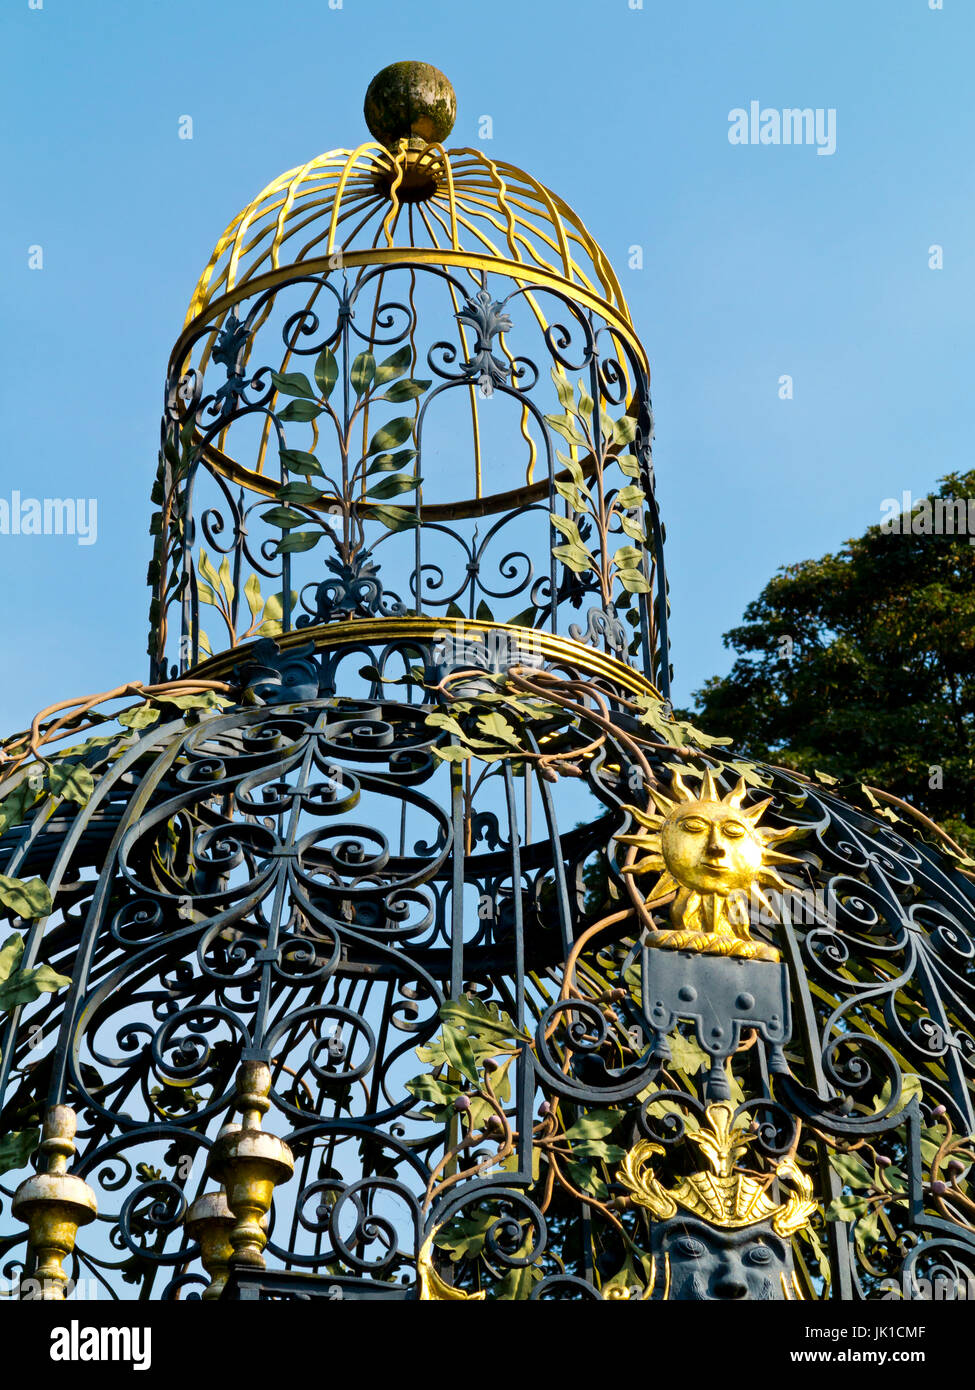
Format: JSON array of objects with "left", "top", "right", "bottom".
[
  {"left": 3, "top": 96, "right": 972, "bottom": 1305},
  {"left": 2, "top": 654, "right": 974, "bottom": 1300}
]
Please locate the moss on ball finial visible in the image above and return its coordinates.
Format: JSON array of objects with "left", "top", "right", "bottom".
[{"left": 364, "top": 61, "right": 456, "bottom": 151}]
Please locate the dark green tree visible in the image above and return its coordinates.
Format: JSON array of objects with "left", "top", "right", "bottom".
[{"left": 691, "top": 471, "right": 975, "bottom": 850}]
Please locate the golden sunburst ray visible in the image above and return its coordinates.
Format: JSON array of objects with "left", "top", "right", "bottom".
[{"left": 699, "top": 766, "right": 721, "bottom": 803}]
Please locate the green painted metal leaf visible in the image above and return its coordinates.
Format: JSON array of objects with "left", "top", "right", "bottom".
[
  {"left": 563, "top": 1110, "right": 621, "bottom": 1143},
  {"left": 616, "top": 485, "right": 645, "bottom": 509},
  {"left": 46, "top": 763, "right": 95, "bottom": 807},
  {"left": 576, "top": 381, "right": 595, "bottom": 420},
  {"left": 261, "top": 507, "right": 310, "bottom": 529},
  {"left": 0, "top": 1128, "right": 40, "bottom": 1177},
  {"left": 612, "top": 415, "right": 639, "bottom": 446},
  {"left": 616, "top": 567, "right": 651, "bottom": 594},
  {"left": 366, "top": 417, "right": 414, "bottom": 456},
  {"left": 314, "top": 348, "right": 339, "bottom": 399},
  {"left": 258, "top": 590, "right": 296, "bottom": 630},
  {"left": 552, "top": 543, "right": 595, "bottom": 574},
  {"left": 270, "top": 370, "right": 316, "bottom": 400},
  {"left": 275, "top": 481, "right": 325, "bottom": 505},
  {"left": 0, "top": 877, "right": 53, "bottom": 922},
  {"left": 0, "top": 782, "right": 40, "bottom": 839},
  {"left": 379, "top": 378, "right": 430, "bottom": 403},
  {"left": 351, "top": 352, "right": 376, "bottom": 397},
  {"left": 277, "top": 399, "right": 324, "bottom": 424},
  {"left": 243, "top": 572, "right": 263, "bottom": 620},
  {"left": 275, "top": 531, "right": 324, "bottom": 554},
  {"left": 440, "top": 1027, "right": 480, "bottom": 1087},
  {"left": 117, "top": 703, "right": 162, "bottom": 730},
  {"left": 554, "top": 479, "right": 588, "bottom": 512},
  {"left": 279, "top": 448, "right": 324, "bottom": 477},
  {"left": 475, "top": 712, "right": 522, "bottom": 749},
  {"left": 368, "top": 504, "right": 419, "bottom": 532},
  {"left": 439, "top": 995, "right": 525, "bottom": 1044},
  {"left": 366, "top": 448, "right": 417, "bottom": 476},
  {"left": 544, "top": 412, "right": 589, "bottom": 449},
  {"left": 374, "top": 346, "right": 412, "bottom": 386},
  {"left": 366, "top": 474, "right": 420, "bottom": 500},
  {"left": 0, "top": 932, "right": 24, "bottom": 981},
  {"left": 550, "top": 367, "right": 575, "bottom": 411},
  {"left": 550, "top": 515, "right": 585, "bottom": 546}
]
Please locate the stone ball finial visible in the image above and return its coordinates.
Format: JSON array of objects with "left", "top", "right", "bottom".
[{"left": 364, "top": 61, "right": 456, "bottom": 151}]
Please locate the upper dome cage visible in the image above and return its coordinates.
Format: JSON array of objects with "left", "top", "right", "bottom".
[{"left": 150, "top": 64, "right": 666, "bottom": 696}]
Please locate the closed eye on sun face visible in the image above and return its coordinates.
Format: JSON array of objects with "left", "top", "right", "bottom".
[
  {"left": 722, "top": 820, "right": 747, "bottom": 839},
  {"left": 678, "top": 816, "right": 708, "bottom": 834}
]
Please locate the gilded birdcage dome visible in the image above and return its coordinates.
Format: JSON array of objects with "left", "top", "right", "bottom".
[{"left": 151, "top": 63, "right": 664, "bottom": 691}]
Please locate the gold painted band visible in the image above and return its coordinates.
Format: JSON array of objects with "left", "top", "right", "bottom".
[{"left": 188, "top": 616, "right": 663, "bottom": 699}]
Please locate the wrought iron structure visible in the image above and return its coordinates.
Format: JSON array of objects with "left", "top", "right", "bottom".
[
  {"left": 2, "top": 63, "right": 974, "bottom": 1303},
  {"left": 148, "top": 74, "right": 666, "bottom": 692}
]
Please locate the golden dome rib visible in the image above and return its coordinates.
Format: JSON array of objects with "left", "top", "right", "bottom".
[{"left": 184, "top": 145, "right": 634, "bottom": 329}]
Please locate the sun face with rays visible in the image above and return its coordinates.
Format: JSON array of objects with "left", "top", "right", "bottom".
[{"left": 617, "top": 768, "right": 801, "bottom": 961}]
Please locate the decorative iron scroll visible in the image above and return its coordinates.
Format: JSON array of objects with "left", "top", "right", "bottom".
[
  {"left": 149, "top": 263, "right": 667, "bottom": 695},
  {"left": 2, "top": 662, "right": 974, "bottom": 1299}
]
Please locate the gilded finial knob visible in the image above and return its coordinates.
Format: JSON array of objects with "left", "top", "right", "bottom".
[
  {"left": 364, "top": 61, "right": 456, "bottom": 151},
  {"left": 12, "top": 1106, "right": 98, "bottom": 1300},
  {"left": 185, "top": 1190, "right": 238, "bottom": 1301},
  {"left": 206, "top": 1061, "right": 293, "bottom": 1274}
]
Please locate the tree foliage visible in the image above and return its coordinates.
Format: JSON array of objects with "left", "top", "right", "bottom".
[{"left": 691, "top": 471, "right": 975, "bottom": 848}]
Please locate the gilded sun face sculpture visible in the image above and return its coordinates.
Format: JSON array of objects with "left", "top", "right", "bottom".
[{"left": 617, "top": 768, "right": 801, "bottom": 962}]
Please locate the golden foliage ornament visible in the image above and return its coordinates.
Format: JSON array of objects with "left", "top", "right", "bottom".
[{"left": 618, "top": 1101, "right": 817, "bottom": 1238}]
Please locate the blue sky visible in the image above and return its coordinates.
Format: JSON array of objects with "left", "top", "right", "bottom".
[{"left": 1, "top": 0, "right": 972, "bottom": 734}]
